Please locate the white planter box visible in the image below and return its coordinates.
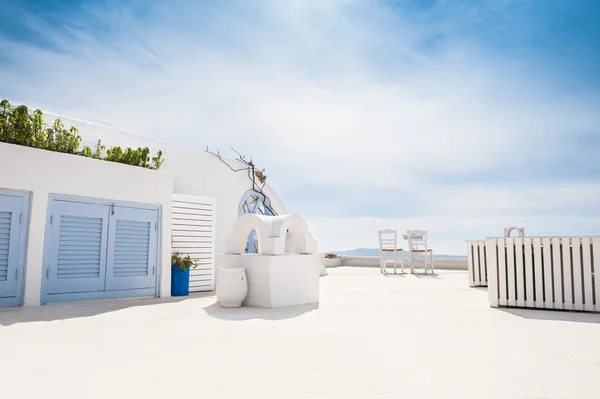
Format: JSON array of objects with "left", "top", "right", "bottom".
[
  {"left": 467, "top": 240, "right": 487, "bottom": 287},
  {"left": 218, "top": 253, "right": 320, "bottom": 308},
  {"left": 322, "top": 257, "right": 342, "bottom": 268},
  {"left": 486, "top": 236, "right": 600, "bottom": 312}
]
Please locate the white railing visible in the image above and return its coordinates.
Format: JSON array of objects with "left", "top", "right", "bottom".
[
  {"left": 486, "top": 237, "right": 600, "bottom": 312},
  {"left": 467, "top": 240, "right": 487, "bottom": 287}
]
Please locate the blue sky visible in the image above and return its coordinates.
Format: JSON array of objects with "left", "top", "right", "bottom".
[{"left": 1, "top": 0, "right": 599, "bottom": 254}]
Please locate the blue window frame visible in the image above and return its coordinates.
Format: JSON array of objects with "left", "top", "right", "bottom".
[{"left": 238, "top": 190, "right": 272, "bottom": 253}]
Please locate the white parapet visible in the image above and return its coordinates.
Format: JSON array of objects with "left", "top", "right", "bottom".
[{"left": 218, "top": 254, "right": 321, "bottom": 308}]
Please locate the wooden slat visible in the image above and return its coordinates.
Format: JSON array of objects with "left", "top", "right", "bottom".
[
  {"left": 506, "top": 238, "right": 516, "bottom": 307},
  {"left": 523, "top": 238, "right": 534, "bottom": 308},
  {"left": 551, "top": 238, "right": 563, "bottom": 309},
  {"left": 479, "top": 241, "right": 487, "bottom": 285},
  {"left": 581, "top": 237, "right": 594, "bottom": 312},
  {"left": 498, "top": 238, "right": 507, "bottom": 306},
  {"left": 172, "top": 220, "right": 213, "bottom": 227},
  {"left": 562, "top": 238, "right": 573, "bottom": 310},
  {"left": 172, "top": 214, "right": 213, "bottom": 223},
  {"left": 533, "top": 238, "right": 544, "bottom": 308},
  {"left": 474, "top": 243, "right": 481, "bottom": 284},
  {"left": 571, "top": 238, "right": 584, "bottom": 311},
  {"left": 172, "top": 208, "right": 214, "bottom": 216},
  {"left": 515, "top": 238, "right": 525, "bottom": 307},
  {"left": 593, "top": 237, "right": 600, "bottom": 312},
  {"left": 171, "top": 235, "right": 212, "bottom": 244},
  {"left": 190, "top": 275, "right": 212, "bottom": 280},
  {"left": 467, "top": 242, "right": 475, "bottom": 287},
  {"left": 189, "top": 265, "right": 215, "bottom": 271},
  {"left": 541, "top": 238, "right": 553, "bottom": 309},
  {"left": 190, "top": 271, "right": 213, "bottom": 278},
  {"left": 172, "top": 243, "right": 213, "bottom": 251},
  {"left": 172, "top": 230, "right": 213, "bottom": 238},
  {"left": 171, "top": 224, "right": 212, "bottom": 232},
  {"left": 486, "top": 239, "right": 498, "bottom": 307}
]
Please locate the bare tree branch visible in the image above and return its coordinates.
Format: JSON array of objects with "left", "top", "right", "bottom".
[
  {"left": 205, "top": 146, "right": 279, "bottom": 215},
  {"left": 205, "top": 146, "right": 247, "bottom": 172}
]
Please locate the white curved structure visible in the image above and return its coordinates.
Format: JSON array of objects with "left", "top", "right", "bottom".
[
  {"left": 504, "top": 226, "right": 525, "bottom": 237},
  {"left": 219, "top": 213, "right": 323, "bottom": 308},
  {"left": 227, "top": 213, "right": 318, "bottom": 255}
]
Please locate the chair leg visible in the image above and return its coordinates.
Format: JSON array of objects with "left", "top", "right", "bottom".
[
  {"left": 431, "top": 251, "right": 434, "bottom": 274},
  {"left": 393, "top": 251, "right": 397, "bottom": 274},
  {"left": 401, "top": 251, "right": 405, "bottom": 273}
]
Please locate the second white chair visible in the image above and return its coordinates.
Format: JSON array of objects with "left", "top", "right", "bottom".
[{"left": 406, "top": 229, "right": 434, "bottom": 273}]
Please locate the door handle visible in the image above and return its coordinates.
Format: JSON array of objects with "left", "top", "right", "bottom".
[{"left": 15, "top": 269, "right": 20, "bottom": 280}]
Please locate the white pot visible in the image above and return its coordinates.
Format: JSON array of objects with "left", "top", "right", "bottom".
[
  {"left": 216, "top": 268, "right": 248, "bottom": 308},
  {"left": 322, "top": 257, "right": 342, "bottom": 268}
]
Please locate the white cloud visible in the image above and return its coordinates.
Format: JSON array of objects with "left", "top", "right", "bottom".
[{"left": 1, "top": 0, "right": 599, "bottom": 254}]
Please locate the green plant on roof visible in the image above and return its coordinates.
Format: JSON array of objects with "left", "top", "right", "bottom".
[{"left": 0, "top": 99, "right": 165, "bottom": 170}]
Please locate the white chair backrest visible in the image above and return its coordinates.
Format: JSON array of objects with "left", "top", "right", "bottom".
[
  {"left": 378, "top": 229, "right": 397, "bottom": 251},
  {"left": 407, "top": 229, "right": 428, "bottom": 250}
]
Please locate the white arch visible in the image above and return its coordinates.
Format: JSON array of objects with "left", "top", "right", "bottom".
[
  {"left": 227, "top": 214, "right": 271, "bottom": 254},
  {"left": 504, "top": 226, "right": 525, "bottom": 237},
  {"left": 227, "top": 213, "right": 318, "bottom": 255}
]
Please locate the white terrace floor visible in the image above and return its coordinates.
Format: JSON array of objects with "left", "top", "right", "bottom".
[{"left": 1, "top": 267, "right": 600, "bottom": 399}]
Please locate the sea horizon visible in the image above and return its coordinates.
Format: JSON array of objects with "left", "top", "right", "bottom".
[{"left": 323, "top": 248, "right": 467, "bottom": 259}]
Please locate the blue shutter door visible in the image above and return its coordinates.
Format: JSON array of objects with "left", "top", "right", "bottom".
[
  {"left": 0, "top": 194, "right": 23, "bottom": 299},
  {"left": 46, "top": 201, "right": 110, "bottom": 294},
  {"left": 105, "top": 207, "right": 158, "bottom": 291}
]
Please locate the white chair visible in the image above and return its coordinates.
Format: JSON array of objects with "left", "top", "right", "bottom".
[
  {"left": 406, "top": 229, "right": 434, "bottom": 273},
  {"left": 378, "top": 229, "right": 404, "bottom": 274}
]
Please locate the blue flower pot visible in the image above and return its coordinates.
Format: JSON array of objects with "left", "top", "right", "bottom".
[{"left": 171, "top": 265, "right": 190, "bottom": 296}]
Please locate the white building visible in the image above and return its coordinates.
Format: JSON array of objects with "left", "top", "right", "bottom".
[{"left": 0, "top": 113, "right": 288, "bottom": 307}]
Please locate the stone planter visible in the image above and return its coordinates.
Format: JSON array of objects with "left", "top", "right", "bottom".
[
  {"left": 322, "top": 257, "right": 342, "bottom": 268},
  {"left": 216, "top": 267, "right": 248, "bottom": 307}
]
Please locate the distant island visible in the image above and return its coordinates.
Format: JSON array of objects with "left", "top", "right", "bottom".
[{"left": 322, "top": 248, "right": 467, "bottom": 259}]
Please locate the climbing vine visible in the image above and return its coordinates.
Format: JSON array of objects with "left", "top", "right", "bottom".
[
  {"left": 0, "top": 99, "right": 164, "bottom": 170},
  {"left": 205, "top": 146, "right": 278, "bottom": 215}
]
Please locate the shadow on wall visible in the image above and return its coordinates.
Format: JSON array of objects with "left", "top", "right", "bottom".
[
  {"left": 0, "top": 294, "right": 213, "bottom": 326},
  {"left": 203, "top": 302, "right": 318, "bottom": 321}
]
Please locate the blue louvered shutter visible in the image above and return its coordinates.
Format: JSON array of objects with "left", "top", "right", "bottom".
[
  {"left": 46, "top": 201, "right": 109, "bottom": 294},
  {"left": 0, "top": 194, "right": 23, "bottom": 299},
  {"left": 105, "top": 207, "right": 158, "bottom": 291}
]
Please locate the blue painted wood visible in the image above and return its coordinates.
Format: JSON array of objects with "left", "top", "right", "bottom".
[
  {"left": 42, "top": 196, "right": 160, "bottom": 304},
  {"left": 170, "top": 265, "right": 190, "bottom": 296},
  {"left": 45, "top": 201, "right": 110, "bottom": 294},
  {"left": 41, "top": 287, "right": 156, "bottom": 305},
  {"left": 105, "top": 207, "right": 158, "bottom": 291},
  {"left": 0, "top": 194, "right": 23, "bottom": 302}
]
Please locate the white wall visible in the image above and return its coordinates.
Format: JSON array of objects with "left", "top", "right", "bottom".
[
  {"left": 47, "top": 114, "right": 288, "bottom": 254},
  {"left": 340, "top": 256, "right": 468, "bottom": 270},
  {"left": 0, "top": 142, "right": 173, "bottom": 306}
]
